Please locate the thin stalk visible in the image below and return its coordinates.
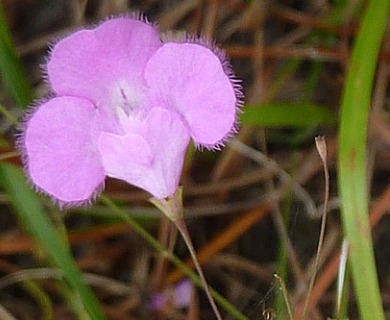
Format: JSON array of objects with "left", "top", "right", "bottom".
[
  {"left": 173, "top": 218, "right": 223, "bottom": 320},
  {"left": 100, "top": 194, "right": 249, "bottom": 320},
  {"left": 150, "top": 189, "right": 222, "bottom": 320},
  {"left": 273, "top": 274, "right": 293, "bottom": 320},
  {"left": 300, "top": 136, "right": 329, "bottom": 319},
  {"left": 15, "top": 279, "right": 53, "bottom": 320},
  {"left": 0, "top": 151, "right": 19, "bottom": 161},
  {"left": 151, "top": 216, "right": 176, "bottom": 291}
]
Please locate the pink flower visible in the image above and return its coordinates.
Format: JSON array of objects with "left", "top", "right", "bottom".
[{"left": 19, "top": 16, "right": 243, "bottom": 206}]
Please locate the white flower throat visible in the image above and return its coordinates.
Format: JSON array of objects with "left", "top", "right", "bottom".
[{"left": 111, "top": 80, "right": 145, "bottom": 129}]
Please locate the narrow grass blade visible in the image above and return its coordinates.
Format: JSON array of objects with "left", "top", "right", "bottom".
[
  {"left": 0, "top": 163, "right": 105, "bottom": 320},
  {"left": 0, "top": 102, "right": 17, "bottom": 124},
  {"left": 338, "top": 0, "right": 390, "bottom": 319},
  {"left": 0, "top": 2, "right": 33, "bottom": 108},
  {"left": 240, "top": 103, "right": 336, "bottom": 127}
]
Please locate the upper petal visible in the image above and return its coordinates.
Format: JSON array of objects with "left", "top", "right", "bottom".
[
  {"left": 98, "top": 108, "right": 190, "bottom": 199},
  {"left": 47, "top": 17, "right": 162, "bottom": 114},
  {"left": 145, "top": 42, "right": 239, "bottom": 147},
  {"left": 21, "top": 97, "right": 105, "bottom": 205}
]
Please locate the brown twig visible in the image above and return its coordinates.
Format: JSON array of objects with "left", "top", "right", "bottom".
[{"left": 295, "top": 184, "right": 390, "bottom": 316}]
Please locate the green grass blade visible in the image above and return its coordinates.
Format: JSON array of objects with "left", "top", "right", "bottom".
[
  {"left": 240, "top": 103, "right": 336, "bottom": 127},
  {"left": 0, "top": 101, "right": 17, "bottom": 124},
  {"left": 0, "top": 1, "right": 33, "bottom": 108},
  {"left": 0, "top": 163, "right": 106, "bottom": 320},
  {"left": 338, "top": 0, "right": 390, "bottom": 319},
  {"left": 302, "top": 61, "right": 322, "bottom": 103}
]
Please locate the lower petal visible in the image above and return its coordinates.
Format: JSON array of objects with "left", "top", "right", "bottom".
[
  {"left": 98, "top": 108, "right": 190, "bottom": 199},
  {"left": 98, "top": 132, "right": 156, "bottom": 194},
  {"left": 22, "top": 97, "right": 105, "bottom": 205},
  {"left": 141, "top": 108, "right": 190, "bottom": 197}
]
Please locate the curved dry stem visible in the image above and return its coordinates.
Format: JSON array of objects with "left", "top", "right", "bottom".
[{"left": 300, "top": 136, "right": 330, "bottom": 319}]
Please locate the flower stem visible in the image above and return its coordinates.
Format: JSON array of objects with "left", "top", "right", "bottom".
[
  {"left": 173, "top": 218, "right": 223, "bottom": 320},
  {"left": 101, "top": 194, "right": 248, "bottom": 320},
  {"left": 150, "top": 188, "right": 222, "bottom": 320}
]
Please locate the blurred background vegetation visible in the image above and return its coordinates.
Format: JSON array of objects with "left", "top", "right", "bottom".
[{"left": 0, "top": 0, "right": 389, "bottom": 319}]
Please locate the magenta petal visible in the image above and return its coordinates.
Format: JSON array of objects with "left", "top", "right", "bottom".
[
  {"left": 47, "top": 17, "right": 161, "bottom": 112},
  {"left": 98, "top": 108, "right": 190, "bottom": 199},
  {"left": 98, "top": 133, "right": 155, "bottom": 191},
  {"left": 141, "top": 108, "right": 190, "bottom": 195},
  {"left": 23, "top": 97, "right": 105, "bottom": 205},
  {"left": 145, "top": 43, "right": 238, "bottom": 147}
]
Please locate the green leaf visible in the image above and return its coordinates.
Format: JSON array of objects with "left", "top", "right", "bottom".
[
  {"left": 0, "top": 2, "right": 33, "bottom": 108},
  {"left": 0, "top": 163, "right": 106, "bottom": 320},
  {"left": 240, "top": 103, "right": 336, "bottom": 127},
  {"left": 338, "top": 0, "right": 390, "bottom": 319}
]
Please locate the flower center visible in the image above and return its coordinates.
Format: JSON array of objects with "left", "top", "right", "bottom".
[
  {"left": 109, "top": 80, "right": 145, "bottom": 128},
  {"left": 119, "top": 88, "right": 133, "bottom": 116}
]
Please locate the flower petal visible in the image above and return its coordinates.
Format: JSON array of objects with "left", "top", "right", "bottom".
[
  {"left": 47, "top": 17, "right": 161, "bottom": 114},
  {"left": 98, "top": 133, "right": 154, "bottom": 192},
  {"left": 98, "top": 108, "right": 190, "bottom": 199},
  {"left": 22, "top": 97, "right": 105, "bottom": 205},
  {"left": 145, "top": 43, "right": 238, "bottom": 147}
]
